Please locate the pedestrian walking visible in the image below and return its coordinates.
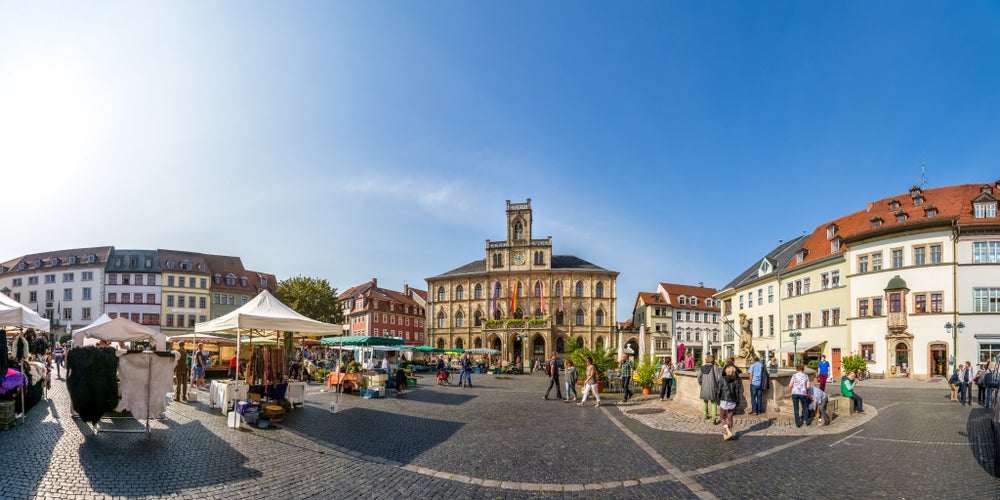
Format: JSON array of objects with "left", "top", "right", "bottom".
[
  {"left": 564, "top": 360, "right": 578, "bottom": 402},
  {"left": 789, "top": 364, "right": 811, "bottom": 427},
  {"left": 619, "top": 354, "right": 634, "bottom": 403},
  {"left": 697, "top": 355, "right": 722, "bottom": 424},
  {"left": 983, "top": 361, "right": 997, "bottom": 409},
  {"left": 809, "top": 376, "right": 830, "bottom": 425},
  {"left": 174, "top": 341, "right": 189, "bottom": 402},
  {"left": 544, "top": 353, "right": 562, "bottom": 400},
  {"left": 459, "top": 354, "right": 473, "bottom": 388},
  {"left": 578, "top": 357, "right": 601, "bottom": 407},
  {"left": 719, "top": 362, "right": 741, "bottom": 440},
  {"left": 817, "top": 354, "right": 831, "bottom": 391},
  {"left": 192, "top": 343, "right": 206, "bottom": 390},
  {"left": 52, "top": 343, "right": 65, "bottom": 379},
  {"left": 748, "top": 356, "right": 764, "bottom": 415},
  {"left": 657, "top": 356, "right": 674, "bottom": 401},
  {"left": 974, "top": 363, "right": 987, "bottom": 405},
  {"left": 948, "top": 370, "right": 960, "bottom": 401}
]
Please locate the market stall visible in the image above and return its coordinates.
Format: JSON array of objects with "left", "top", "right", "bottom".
[
  {"left": 319, "top": 336, "right": 404, "bottom": 398},
  {"left": 69, "top": 315, "right": 172, "bottom": 434},
  {"left": 194, "top": 290, "right": 341, "bottom": 424},
  {"left": 0, "top": 294, "right": 51, "bottom": 428}
]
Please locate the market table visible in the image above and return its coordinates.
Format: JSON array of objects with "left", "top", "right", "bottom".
[{"left": 209, "top": 380, "right": 249, "bottom": 415}]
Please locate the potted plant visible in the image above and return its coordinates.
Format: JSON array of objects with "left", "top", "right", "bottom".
[
  {"left": 634, "top": 356, "right": 658, "bottom": 394},
  {"left": 566, "top": 342, "right": 617, "bottom": 392}
]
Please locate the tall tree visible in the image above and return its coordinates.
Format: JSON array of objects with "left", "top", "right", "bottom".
[{"left": 274, "top": 276, "right": 344, "bottom": 325}]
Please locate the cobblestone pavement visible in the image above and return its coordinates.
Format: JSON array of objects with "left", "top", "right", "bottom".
[{"left": 0, "top": 372, "right": 996, "bottom": 498}]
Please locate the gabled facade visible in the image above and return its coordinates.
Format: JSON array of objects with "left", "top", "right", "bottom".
[
  {"left": 105, "top": 249, "right": 162, "bottom": 330},
  {"left": 426, "top": 199, "right": 618, "bottom": 366},
  {"left": 716, "top": 236, "right": 808, "bottom": 364},
  {"left": 339, "top": 278, "right": 426, "bottom": 346},
  {"left": 158, "top": 250, "right": 211, "bottom": 337},
  {"left": 202, "top": 253, "right": 277, "bottom": 320},
  {"left": 627, "top": 283, "right": 720, "bottom": 362},
  {"left": 0, "top": 246, "right": 112, "bottom": 332}
]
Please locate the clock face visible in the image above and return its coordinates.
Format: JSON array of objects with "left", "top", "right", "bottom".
[{"left": 513, "top": 252, "right": 525, "bottom": 265}]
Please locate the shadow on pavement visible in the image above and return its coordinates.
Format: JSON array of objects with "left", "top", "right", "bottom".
[
  {"left": 966, "top": 407, "right": 998, "bottom": 477},
  {"left": 0, "top": 399, "right": 61, "bottom": 499},
  {"left": 78, "top": 419, "right": 261, "bottom": 496},
  {"left": 283, "top": 405, "right": 464, "bottom": 464},
  {"left": 394, "top": 389, "right": 476, "bottom": 406}
]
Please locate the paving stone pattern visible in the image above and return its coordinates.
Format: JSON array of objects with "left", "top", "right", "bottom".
[{"left": 0, "top": 371, "right": 995, "bottom": 498}]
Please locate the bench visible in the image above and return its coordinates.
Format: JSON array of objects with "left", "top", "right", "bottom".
[{"left": 829, "top": 394, "right": 855, "bottom": 416}]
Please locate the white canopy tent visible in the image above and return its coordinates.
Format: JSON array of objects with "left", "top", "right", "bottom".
[
  {"left": 194, "top": 290, "right": 342, "bottom": 378},
  {"left": 0, "top": 292, "right": 50, "bottom": 332},
  {"left": 72, "top": 314, "right": 167, "bottom": 351}
]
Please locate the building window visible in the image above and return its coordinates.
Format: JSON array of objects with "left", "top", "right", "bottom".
[
  {"left": 167, "top": 276, "right": 175, "bottom": 286},
  {"left": 108, "top": 292, "right": 117, "bottom": 303},
  {"left": 889, "top": 292, "right": 902, "bottom": 313},
  {"left": 28, "top": 276, "right": 38, "bottom": 285},
  {"left": 739, "top": 295, "right": 744, "bottom": 310},
  {"left": 930, "top": 244, "right": 942, "bottom": 264},
  {"left": 872, "top": 297, "right": 883, "bottom": 316},
  {"left": 757, "top": 288, "right": 763, "bottom": 306},
  {"left": 860, "top": 343, "right": 874, "bottom": 362},
  {"left": 858, "top": 255, "right": 868, "bottom": 274},
  {"left": 872, "top": 253, "right": 883, "bottom": 271},
  {"left": 973, "top": 241, "right": 1000, "bottom": 263},
  {"left": 858, "top": 299, "right": 869, "bottom": 317},
  {"left": 786, "top": 315, "right": 794, "bottom": 330},
  {"left": 474, "top": 284, "right": 483, "bottom": 299},
  {"left": 930, "top": 292, "right": 943, "bottom": 313},
  {"left": 437, "top": 312, "right": 445, "bottom": 328},
  {"left": 167, "top": 295, "right": 174, "bottom": 307},
  {"left": 29, "top": 291, "right": 37, "bottom": 302},
  {"left": 821, "top": 272, "right": 830, "bottom": 290},
  {"left": 758, "top": 317, "right": 764, "bottom": 337},
  {"left": 575, "top": 309, "right": 585, "bottom": 326},
  {"left": 437, "top": 287, "right": 446, "bottom": 301},
  {"left": 891, "top": 249, "right": 903, "bottom": 268},
  {"left": 455, "top": 312, "right": 464, "bottom": 328},
  {"left": 974, "top": 202, "right": 998, "bottom": 218},
  {"left": 45, "top": 274, "right": 56, "bottom": 284},
  {"left": 62, "top": 273, "right": 74, "bottom": 282},
  {"left": 768, "top": 315, "right": 774, "bottom": 336},
  {"left": 82, "top": 307, "right": 91, "bottom": 320},
  {"left": 492, "top": 253, "right": 503, "bottom": 268},
  {"left": 974, "top": 288, "right": 1000, "bottom": 312},
  {"left": 595, "top": 282, "right": 604, "bottom": 298},
  {"left": 455, "top": 285, "right": 464, "bottom": 300},
  {"left": 914, "top": 293, "right": 927, "bottom": 313},
  {"left": 913, "top": 246, "right": 926, "bottom": 266},
  {"left": 199, "top": 297, "right": 206, "bottom": 309},
  {"left": 596, "top": 309, "right": 604, "bottom": 326},
  {"left": 179, "top": 277, "right": 185, "bottom": 287},
  {"left": 575, "top": 281, "right": 584, "bottom": 297},
  {"left": 748, "top": 291, "right": 753, "bottom": 308}
]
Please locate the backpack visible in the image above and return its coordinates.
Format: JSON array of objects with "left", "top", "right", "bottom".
[
  {"left": 545, "top": 361, "right": 552, "bottom": 376},
  {"left": 986, "top": 369, "right": 999, "bottom": 389}
]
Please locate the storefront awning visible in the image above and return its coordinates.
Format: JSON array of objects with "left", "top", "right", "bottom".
[{"left": 778, "top": 340, "right": 826, "bottom": 353}]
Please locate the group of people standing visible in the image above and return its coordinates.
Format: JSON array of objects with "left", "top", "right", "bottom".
[{"left": 950, "top": 360, "right": 998, "bottom": 407}]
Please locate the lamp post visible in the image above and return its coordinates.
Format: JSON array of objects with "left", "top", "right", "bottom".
[
  {"left": 789, "top": 331, "right": 802, "bottom": 367},
  {"left": 945, "top": 321, "right": 965, "bottom": 370}
]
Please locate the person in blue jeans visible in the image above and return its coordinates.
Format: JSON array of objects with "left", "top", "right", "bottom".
[
  {"left": 748, "top": 356, "right": 764, "bottom": 415},
  {"left": 458, "top": 355, "right": 473, "bottom": 388},
  {"left": 788, "top": 364, "right": 811, "bottom": 427},
  {"left": 817, "top": 354, "right": 831, "bottom": 392}
]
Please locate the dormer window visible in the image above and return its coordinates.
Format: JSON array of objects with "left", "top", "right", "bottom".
[
  {"left": 826, "top": 224, "right": 838, "bottom": 239},
  {"left": 924, "top": 204, "right": 938, "bottom": 218},
  {"left": 871, "top": 216, "right": 883, "bottom": 229},
  {"left": 260, "top": 276, "right": 268, "bottom": 286},
  {"left": 240, "top": 277, "right": 248, "bottom": 287},
  {"left": 88, "top": 255, "right": 96, "bottom": 263},
  {"left": 913, "top": 196, "right": 924, "bottom": 207},
  {"left": 18, "top": 262, "right": 26, "bottom": 271},
  {"left": 114, "top": 257, "right": 123, "bottom": 267},
  {"left": 679, "top": 296, "right": 686, "bottom": 305},
  {"left": 166, "top": 260, "right": 174, "bottom": 269},
  {"left": 69, "top": 256, "right": 77, "bottom": 265},
  {"left": 214, "top": 274, "right": 222, "bottom": 285},
  {"left": 896, "top": 211, "right": 908, "bottom": 223},
  {"left": 49, "top": 258, "right": 58, "bottom": 266},
  {"left": 179, "top": 260, "right": 192, "bottom": 271},
  {"left": 974, "top": 201, "right": 998, "bottom": 218},
  {"left": 831, "top": 237, "right": 842, "bottom": 253},
  {"left": 225, "top": 274, "right": 237, "bottom": 286},
  {"left": 33, "top": 260, "right": 41, "bottom": 268},
  {"left": 690, "top": 297, "right": 698, "bottom": 307},
  {"left": 197, "top": 263, "right": 205, "bottom": 271},
  {"left": 889, "top": 199, "right": 900, "bottom": 211},
  {"left": 796, "top": 248, "right": 809, "bottom": 264}
]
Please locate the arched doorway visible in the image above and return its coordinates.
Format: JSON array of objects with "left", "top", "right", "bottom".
[
  {"left": 930, "top": 343, "right": 947, "bottom": 377},
  {"left": 595, "top": 336, "right": 604, "bottom": 350},
  {"left": 456, "top": 338, "right": 464, "bottom": 350},
  {"left": 474, "top": 337, "right": 483, "bottom": 349},
  {"left": 625, "top": 338, "right": 639, "bottom": 360},
  {"left": 894, "top": 341, "right": 910, "bottom": 377},
  {"left": 532, "top": 336, "right": 546, "bottom": 359},
  {"left": 555, "top": 337, "right": 565, "bottom": 353},
  {"left": 437, "top": 338, "right": 445, "bottom": 350},
  {"left": 512, "top": 336, "right": 523, "bottom": 364},
  {"left": 491, "top": 336, "right": 501, "bottom": 353}
]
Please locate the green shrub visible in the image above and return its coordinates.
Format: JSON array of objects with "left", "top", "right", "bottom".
[
  {"left": 841, "top": 354, "right": 867, "bottom": 376},
  {"left": 634, "top": 356, "right": 658, "bottom": 388},
  {"left": 807, "top": 360, "right": 819, "bottom": 370}
]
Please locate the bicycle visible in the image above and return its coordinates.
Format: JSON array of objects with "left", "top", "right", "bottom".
[{"left": 858, "top": 369, "right": 871, "bottom": 381}]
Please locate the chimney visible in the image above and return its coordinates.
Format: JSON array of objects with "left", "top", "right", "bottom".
[
  {"left": 372, "top": 277, "right": 377, "bottom": 288},
  {"left": 698, "top": 281, "right": 704, "bottom": 288},
  {"left": 404, "top": 283, "right": 409, "bottom": 296}
]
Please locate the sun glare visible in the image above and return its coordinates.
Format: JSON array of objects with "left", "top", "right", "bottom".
[{"left": 0, "top": 61, "right": 99, "bottom": 183}]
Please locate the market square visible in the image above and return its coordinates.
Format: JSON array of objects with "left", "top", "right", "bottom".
[{"left": 1, "top": 370, "right": 996, "bottom": 499}]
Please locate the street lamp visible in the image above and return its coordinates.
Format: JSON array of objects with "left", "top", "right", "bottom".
[
  {"left": 789, "top": 331, "right": 802, "bottom": 367},
  {"left": 945, "top": 321, "right": 965, "bottom": 369}
]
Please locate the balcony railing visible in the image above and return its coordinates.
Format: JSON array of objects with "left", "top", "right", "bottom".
[{"left": 482, "top": 319, "right": 551, "bottom": 330}]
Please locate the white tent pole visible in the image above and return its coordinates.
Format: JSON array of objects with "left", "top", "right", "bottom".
[{"left": 236, "top": 327, "right": 241, "bottom": 381}]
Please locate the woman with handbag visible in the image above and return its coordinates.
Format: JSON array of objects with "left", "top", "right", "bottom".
[{"left": 657, "top": 356, "right": 675, "bottom": 401}]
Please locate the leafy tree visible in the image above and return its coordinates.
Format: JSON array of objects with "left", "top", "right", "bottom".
[
  {"left": 275, "top": 276, "right": 344, "bottom": 355},
  {"left": 274, "top": 276, "right": 344, "bottom": 324},
  {"left": 59, "top": 333, "right": 72, "bottom": 344},
  {"left": 566, "top": 340, "right": 617, "bottom": 383},
  {"left": 634, "top": 355, "right": 658, "bottom": 388},
  {"left": 841, "top": 354, "right": 867, "bottom": 376}
]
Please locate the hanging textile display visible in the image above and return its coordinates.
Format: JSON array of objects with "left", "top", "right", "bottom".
[
  {"left": 246, "top": 347, "right": 286, "bottom": 386},
  {"left": 116, "top": 351, "right": 178, "bottom": 421},
  {"left": 66, "top": 346, "right": 121, "bottom": 425}
]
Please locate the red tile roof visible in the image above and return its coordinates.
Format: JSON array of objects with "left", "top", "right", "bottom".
[
  {"left": 786, "top": 181, "right": 1000, "bottom": 271},
  {"left": 658, "top": 283, "right": 720, "bottom": 311}
]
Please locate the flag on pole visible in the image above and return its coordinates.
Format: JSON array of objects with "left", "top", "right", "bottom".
[
  {"left": 539, "top": 281, "right": 545, "bottom": 313},
  {"left": 510, "top": 281, "right": 519, "bottom": 312},
  {"left": 558, "top": 281, "right": 563, "bottom": 313},
  {"left": 491, "top": 280, "right": 500, "bottom": 314}
]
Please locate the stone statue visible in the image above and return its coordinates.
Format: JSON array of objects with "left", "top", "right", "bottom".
[{"left": 737, "top": 313, "right": 755, "bottom": 368}]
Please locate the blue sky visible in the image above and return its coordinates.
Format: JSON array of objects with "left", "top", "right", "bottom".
[{"left": 2, "top": 2, "right": 998, "bottom": 321}]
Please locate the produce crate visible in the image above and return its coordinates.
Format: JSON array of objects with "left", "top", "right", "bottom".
[
  {"left": 367, "top": 374, "right": 388, "bottom": 388},
  {"left": 361, "top": 388, "right": 382, "bottom": 399}
]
